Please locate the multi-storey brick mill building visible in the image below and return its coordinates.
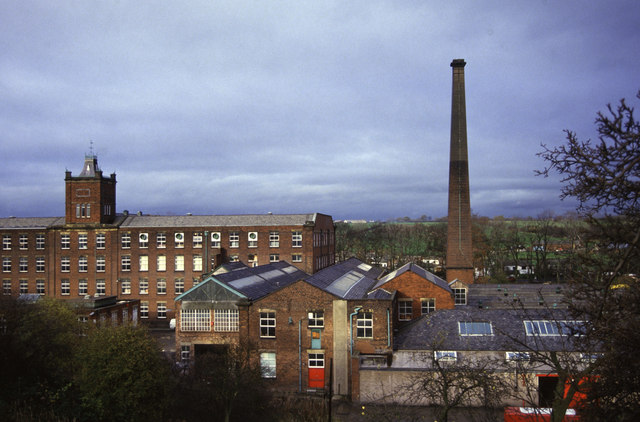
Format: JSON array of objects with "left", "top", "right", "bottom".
[{"left": 1, "top": 154, "right": 335, "bottom": 321}]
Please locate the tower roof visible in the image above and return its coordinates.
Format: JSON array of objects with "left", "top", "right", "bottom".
[{"left": 78, "top": 154, "right": 100, "bottom": 177}]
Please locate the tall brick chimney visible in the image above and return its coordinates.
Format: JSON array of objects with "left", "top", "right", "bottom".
[{"left": 446, "top": 59, "right": 474, "bottom": 284}]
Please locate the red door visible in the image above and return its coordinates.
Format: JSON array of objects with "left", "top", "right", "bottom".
[{"left": 308, "top": 352, "right": 325, "bottom": 388}]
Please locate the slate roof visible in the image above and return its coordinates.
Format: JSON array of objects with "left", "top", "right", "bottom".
[
  {"left": 466, "top": 283, "right": 569, "bottom": 310},
  {"left": 118, "top": 213, "right": 323, "bottom": 228},
  {"left": 177, "top": 261, "right": 309, "bottom": 303},
  {"left": 373, "top": 262, "right": 451, "bottom": 292},
  {"left": 305, "top": 257, "right": 391, "bottom": 300},
  {"left": 395, "top": 307, "right": 581, "bottom": 353},
  {"left": 0, "top": 217, "right": 64, "bottom": 229}
]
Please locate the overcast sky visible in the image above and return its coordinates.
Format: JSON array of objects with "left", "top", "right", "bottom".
[{"left": 1, "top": 1, "right": 638, "bottom": 221}]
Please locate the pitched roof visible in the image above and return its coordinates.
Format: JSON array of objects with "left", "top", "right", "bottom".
[
  {"left": 305, "top": 257, "right": 391, "bottom": 300},
  {"left": 177, "top": 261, "right": 309, "bottom": 303},
  {"left": 118, "top": 213, "right": 323, "bottom": 228},
  {"left": 373, "top": 262, "right": 451, "bottom": 292},
  {"left": 394, "top": 307, "right": 581, "bottom": 353},
  {"left": 0, "top": 217, "right": 64, "bottom": 229}
]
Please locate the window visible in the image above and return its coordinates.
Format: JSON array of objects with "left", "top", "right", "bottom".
[
  {"left": 175, "top": 255, "right": 184, "bottom": 272},
  {"left": 292, "top": 254, "right": 302, "bottom": 263},
  {"left": 19, "top": 234, "right": 28, "bottom": 250},
  {"left": 139, "top": 278, "right": 149, "bottom": 294},
  {"left": 524, "top": 320, "right": 585, "bottom": 336},
  {"left": 121, "top": 255, "right": 131, "bottom": 271},
  {"left": 3, "top": 257, "right": 11, "bottom": 272},
  {"left": 292, "top": 231, "right": 302, "bottom": 247},
  {"left": 308, "top": 311, "right": 324, "bottom": 328},
  {"left": 139, "top": 255, "right": 148, "bottom": 272},
  {"left": 96, "top": 256, "right": 105, "bottom": 272},
  {"left": 2, "top": 235, "right": 10, "bottom": 250},
  {"left": 181, "top": 345, "right": 191, "bottom": 362},
  {"left": 79, "top": 279, "right": 88, "bottom": 295},
  {"left": 96, "top": 279, "right": 105, "bottom": 296},
  {"left": 78, "top": 233, "right": 88, "bottom": 249},
  {"left": 193, "top": 255, "right": 202, "bottom": 272},
  {"left": 61, "top": 234, "right": 70, "bottom": 249},
  {"left": 61, "top": 279, "right": 70, "bottom": 295},
  {"left": 157, "top": 233, "right": 166, "bottom": 248},
  {"left": 77, "top": 256, "right": 87, "bottom": 272},
  {"left": 3, "top": 279, "right": 10, "bottom": 295},
  {"left": 458, "top": 321, "right": 493, "bottom": 336},
  {"left": 214, "top": 309, "right": 239, "bottom": 332},
  {"left": 269, "top": 231, "right": 279, "bottom": 247},
  {"left": 121, "top": 233, "right": 131, "bottom": 249},
  {"left": 260, "top": 311, "right": 276, "bottom": 338},
  {"left": 193, "top": 232, "right": 203, "bottom": 248},
  {"left": 61, "top": 256, "right": 70, "bottom": 272},
  {"left": 269, "top": 254, "right": 279, "bottom": 263},
  {"left": 157, "top": 302, "right": 167, "bottom": 318},
  {"left": 121, "top": 279, "right": 131, "bottom": 295},
  {"left": 453, "top": 288, "right": 467, "bottom": 305},
  {"left": 357, "top": 312, "right": 373, "bottom": 338},
  {"left": 309, "top": 352, "right": 325, "bottom": 368},
  {"left": 229, "top": 231, "right": 239, "bottom": 248},
  {"left": 434, "top": 351, "right": 457, "bottom": 361},
  {"left": 229, "top": 255, "right": 239, "bottom": 262},
  {"left": 19, "top": 279, "right": 28, "bottom": 294},
  {"left": 36, "top": 234, "right": 45, "bottom": 250},
  {"left": 157, "top": 255, "right": 166, "bottom": 271},
  {"left": 248, "top": 232, "right": 258, "bottom": 248},
  {"left": 580, "top": 353, "right": 603, "bottom": 363},
  {"left": 174, "top": 278, "right": 184, "bottom": 294},
  {"left": 398, "top": 299, "right": 413, "bottom": 321},
  {"left": 138, "top": 233, "right": 149, "bottom": 248},
  {"left": 421, "top": 298, "right": 436, "bottom": 314},
  {"left": 36, "top": 257, "right": 45, "bottom": 272},
  {"left": 506, "top": 352, "right": 531, "bottom": 362},
  {"left": 260, "top": 352, "right": 276, "bottom": 378},
  {"left": 174, "top": 232, "right": 184, "bottom": 248},
  {"left": 157, "top": 278, "right": 167, "bottom": 295},
  {"left": 96, "top": 233, "right": 105, "bottom": 249},
  {"left": 36, "top": 279, "right": 45, "bottom": 295},
  {"left": 140, "top": 301, "right": 149, "bottom": 318},
  {"left": 248, "top": 254, "right": 258, "bottom": 267},
  {"left": 19, "top": 257, "right": 28, "bottom": 272},
  {"left": 211, "top": 232, "right": 221, "bottom": 248}
]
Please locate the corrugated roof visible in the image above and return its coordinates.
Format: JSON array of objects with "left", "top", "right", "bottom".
[
  {"left": 118, "top": 213, "right": 321, "bottom": 228},
  {"left": 373, "top": 262, "right": 451, "bottom": 292},
  {"left": 466, "top": 283, "right": 568, "bottom": 309},
  {"left": 0, "top": 217, "right": 65, "bottom": 229}
]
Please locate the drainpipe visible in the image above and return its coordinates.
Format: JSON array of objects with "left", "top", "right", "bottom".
[
  {"left": 298, "top": 319, "right": 302, "bottom": 392},
  {"left": 349, "top": 306, "right": 362, "bottom": 356},
  {"left": 386, "top": 308, "right": 391, "bottom": 348}
]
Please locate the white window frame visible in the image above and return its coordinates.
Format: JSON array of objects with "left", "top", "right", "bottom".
[
  {"left": 506, "top": 352, "right": 531, "bottom": 362},
  {"left": 248, "top": 232, "right": 258, "bottom": 248},
  {"left": 174, "top": 232, "right": 184, "bottom": 248},
  {"left": 61, "top": 256, "right": 70, "bottom": 272},
  {"left": 78, "top": 233, "right": 88, "bottom": 249},
  {"left": 35, "top": 256, "right": 45, "bottom": 273},
  {"left": 2, "top": 279, "right": 11, "bottom": 294},
  {"left": 19, "top": 257, "right": 28, "bottom": 272},
  {"left": 357, "top": 312, "right": 373, "bottom": 338},
  {"left": 2, "top": 235, "right": 11, "bottom": 250},
  {"left": 61, "top": 234, "right": 70, "bottom": 249},
  {"left": 269, "top": 254, "right": 279, "bottom": 263},
  {"left": 174, "top": 278, "right": 184, "bottom": 294},
  {"left": 229, "top": 231, "right": 239, "bottom": 248},
  {"left": 211, "top": 232, "right": 221, "bottom": 248},
  {"left": 309, "top": 352, "right": 325, "bottom": 368},
  {"left": 181, "top": 309, "right": 211, "bottom": 332},
  {"left": 140, "top": 301, "right": 149, "bottom": 318},
  {"left": 175, "top": 255, "right": 184, "bottom": 272},
  {"left": 121, "top": 279, "right": 131, "bottom": 295},
  {"left": 61, "top": 279, "right": 70, "bottom": 296},
  {"left": 96, "top": 233, "right": 105, "bottom": 249},
  {"left": 156, "top": 233, "right": 166, "bottom": 248},
  {"left": 193, "top": 232, "right": 203, "bottom": 248},
  {"left": 19, "top": 234, "right": 28, "bottom": 250},
  {"left": 96, "top": 279, "right": 106, "bottom": 296},
  {"left": 36, "top": 234, "right": 45, "bottom": 250},
  {"left": 458, "top": 321, "right": 493, "bottom": 336},
  {"left": 36, "top": 279, "right": 45, "bottom": 295},
  {"left": 421, "top": 298, "right": 436, "bottom": 314},
  {"left": 260, "top": 352, "right": 276, "bottom": 378},
  {"left": 308, "top": 311, "right": 324, "bottom": 328},
  {"left": 121, "top": 255, "right": 131, "bottom": 271},
  {"left": 121, "top": 233, "right": 131, "bottom": 249},
  {"left": 398, "top": 299, "right": 413, "bottom": 321},
  {"left": 292, "top": 254, "right": 302, "bottom": 263},
  {"left": 214, "top": 309, "right": 240, "bottom": 332},
  {"left": 96, "top": 256, "right": 106, "bottom": 272},
  {"left": 157, "top": 301, "right": 167, "bottom": 319},
  {"left": 453, "top": 288, "right": 467, "bottom": 305},
  {"left": 292, "top": 231, "right": 302, "bottom": 248},
  {"left": 157, "top": 255, "right": 166, "bottom": 272},
  {"left": 434, "top": 351, "right": 457, "bottom": 362},
  {"left": 2, "top": 257, "right": 10, "bottom": 273},
  {"left": 269, "top": 231, "right": 279, "bottom": 247},
  {"left": 193, "top": 255, "right": 202, "bottom": 272},
  {"left": 138, "top": 232, "right": 149, "bottom": 248},
  {"left": 139, "top": 278, "right": 149, "bottom": 295},
  {"left": 78, "top": 279, "right": 88, "bottom": 296},
  {"left": 139, "top": 255, "right": 149, "bottom": 272},
  {"left": 78, "top": 256, "right": 88, "bottom": 272},
  {"left": 260, "top": 311, "right": 276, "bottom": 338},
  {"left": 19, "top": 279, "right": 28, "bottom": 294},
  {"left": 157, "top": 279, "right": 167, "bottom": 295}
]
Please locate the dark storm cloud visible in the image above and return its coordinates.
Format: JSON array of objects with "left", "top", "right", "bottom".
[{"left": 1, "top": 1, "right": 638, "bottom": 220}]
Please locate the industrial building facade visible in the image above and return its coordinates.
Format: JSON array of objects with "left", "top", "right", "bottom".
[{"left": 0, "top": 155, "right": 335, "bottom": 321}]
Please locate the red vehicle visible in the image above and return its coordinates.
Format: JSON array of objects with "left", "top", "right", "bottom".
[{"left": 504, "top": 407, "right": 580, "bottom": 421}]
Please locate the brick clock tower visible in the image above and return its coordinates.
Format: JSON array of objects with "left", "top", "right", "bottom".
[
  {"left": 65, "top": 154, "right": 116, "bottom": 225},
  {"left": 446, "top": 59, "right": 474, "bottom": 284}
]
